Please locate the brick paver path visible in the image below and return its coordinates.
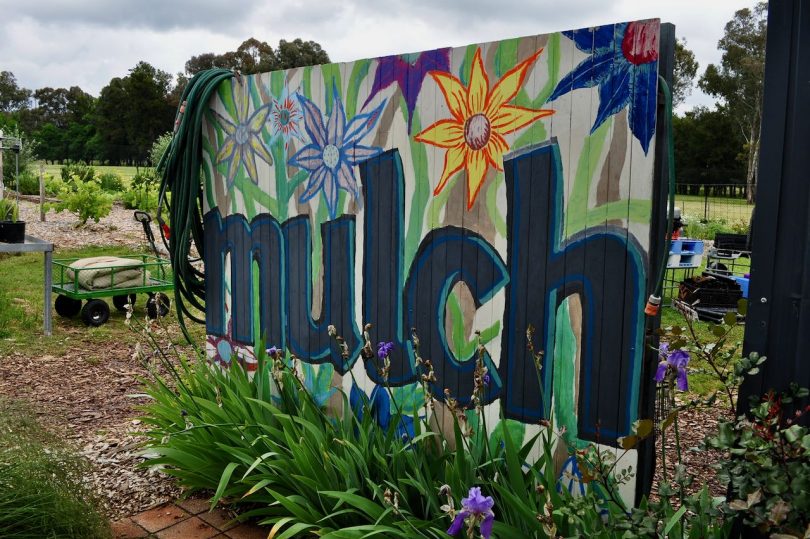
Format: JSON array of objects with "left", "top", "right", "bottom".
[{"left": 112, "top": 498, "right": 267, "bottom": 539}]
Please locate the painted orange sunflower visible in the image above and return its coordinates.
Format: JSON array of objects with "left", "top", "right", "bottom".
[{"left": 415, "top": 48, "right": 554, "bottom": 209}]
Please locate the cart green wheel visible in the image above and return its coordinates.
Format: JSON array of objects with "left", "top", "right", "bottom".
[
  {"left": 55, "top": 295, "right": 82, "bottom": 318},
  {"left": 81, "top": 299, "right": 110, "bottom": 327},
  {"left": 146, "top": 293, "right": 170, "bottom": 319},
  {"left": 112, "top": 294, "right": 137, "bottom": 312}
]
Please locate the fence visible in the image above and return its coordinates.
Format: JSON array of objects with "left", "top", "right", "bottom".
[{"left": 674, "top": 183, "right": 755, "bottom": 224}]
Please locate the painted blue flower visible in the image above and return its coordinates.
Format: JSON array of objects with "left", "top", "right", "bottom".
[
  {"left": 349, "top": 384, "right": 416, "bottom": 441},
  {"left": 447, "top": 486, "right": 495, "bottom": 539},
  {"left": 549, "top": 20, "right": 660, "bottom": 153},
  {"left": 289, "top": 86, "right": 386, "bottom": 219}
]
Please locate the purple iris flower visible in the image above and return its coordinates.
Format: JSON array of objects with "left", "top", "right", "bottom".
[
  {"left": 266, "top": 346, "right": 279, "bottom": 357},
  {"left": 363, "top": 49, "right": 451, "bottom": 132},
  {"left": 483, "top": 373, "right": 491, "bottom": 386},
  {"left": 377, "top": 341, "right": 394, "bottom": 359},
  {"left": 447, "top": 486, "right": 495, "bottom": 539},
  {"left": 654, "top": 342, "right": 690, "bottom": 391},
  {"left": 549, "top": 20, "right": 660, "bottom": 153},
  {"left": 289, "top": 85, "right": 386, "bottom": 219}
]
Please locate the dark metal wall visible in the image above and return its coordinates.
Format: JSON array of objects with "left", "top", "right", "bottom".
[{"left": 742, "top": 0, "right": 810, "bottom": 407}]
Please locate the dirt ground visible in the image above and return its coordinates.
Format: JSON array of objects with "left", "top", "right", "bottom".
[{"left": 1, "top": 200, "right": 182, "bottom": 518}]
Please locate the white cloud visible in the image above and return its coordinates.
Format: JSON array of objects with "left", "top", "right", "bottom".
[{"left": 0, "top": 0, "right": 752, "bottom": 111}]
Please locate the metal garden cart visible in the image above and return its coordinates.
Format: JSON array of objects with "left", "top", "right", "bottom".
[{"left": 52, "top": 211, "right": 173, "bottom": 326}]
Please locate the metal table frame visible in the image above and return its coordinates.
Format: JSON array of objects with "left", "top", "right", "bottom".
[{"left": 0, "top": 235, "right": 55, "bottom": 335}]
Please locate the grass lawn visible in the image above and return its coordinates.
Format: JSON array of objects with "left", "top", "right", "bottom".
[
  {"left": 37, "top": 163, "right": 144, "bottom": 185},
  {"left": 0, "top": 245, "right": 204, "bottom": 358},
  {"left": 674, "top": 193, "right": 754, "bottom": 224}
]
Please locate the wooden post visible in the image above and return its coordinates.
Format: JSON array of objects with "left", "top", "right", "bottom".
[{"left": 39, "top": 164, "right": 45, "bottom": 222}]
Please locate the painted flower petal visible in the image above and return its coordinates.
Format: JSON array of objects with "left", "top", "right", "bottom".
[
  {"left": 290, "top": 144, "right": 325, "bottom": 171},
  {"left": 326, "top": 85, "right": 347, "bottom": 145},
  {"left": 215, "top": 136, "right": 236, "bottom": 164},
  {"left": 300, "top": 166, "right": 329, "bottom": 202},
  {"left": 345, "top": 144, "right": 383, "bottom": 165},
  {"left": 490, "top": 104, "right": 554, "bottom": 134},
  {"left": 249, "top": 133, "right": 273, "bottom": 166},
  {"left": 548, "top": 49, "right": 616, "bottom": 102},
  {"left": 486, "top": 48, "right": 543, "bottom": 114},
  {"left": 659, "top": 342, "right": 669, "bottom": 356},
  {"left": 226, "top": 146, "right": 242, "bottom": 188},
  {"left": 249, "top": 104, "right": 271, "bottom": 133},
  {"left": 236, "top": 82, "right": 250, "bottom": 122},
  {"left": 629, "top": 62, "right": 658, "bottom": 154},
  {"left": 467, "top": 49, "right": 489, "bottom": 114},
  {"left": 322, "top": 170, "right": 340, "bottom": 219},
  {"left": 242, "top": 146, "right": 259, "bottom": 184},
  {"left": 654, "top": 361, "right": 668, "bottom": 383},
  {"left": 563, "top": 24, "right": 621, "bottom": 53},
  {"left": 344, "top": 100, "right": 386, "bottom": 145},
  {"left": 433, "top": 145, "right": 467, "bottom": 196},
  {"left": 447, "top": 511, "right": 469, "bottom": 536},
  {"left": 466, "top": 149, "right": 488, "bottom": 209},
  {"left": 414, "top": 119, "right": 465, "bottom": 149},
  {"left": 298, "top": 95, "right": 327, "bottom": 148},
  {"left": 484, "top": 131, "right": 509, "bottom": 170},
  {"left": 430, "top": 71, "right": 470, "bottom": 122},
  {"left": 481, "top": 513, "right": 495, "bottom": 539},
  {"left": 336, "top": 160, "right": 359, "bottom": 198},
  {"left": 211, "top": 110, "right": 237, "bottom": 136},
  {"left": 591, "top": 62, "right": 632, "bottom": 134}
]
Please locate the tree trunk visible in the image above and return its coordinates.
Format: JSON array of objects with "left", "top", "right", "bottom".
[{"left": 746, "top": 124, "right": 759, "bottom": 204}]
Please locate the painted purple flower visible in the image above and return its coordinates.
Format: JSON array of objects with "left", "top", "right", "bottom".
[
  {"left": 654, "top": 342, "right": 690, "bottom": 391},
  {"left": 377, "top": 341, "right": 394, "bottom": 359},
  {"left": 483, "top": 373, "right": 491, "bottom": 386},
  {"left": 447, "top": 486, "right": 495, "bottom": 539},
  {"left": 549, "top": 20, "right": 660, "bottom": 153},
  {"left": 363, "top": 48, "right": 451, "bottom": 132},
  {"left": 289, "top": 85, "right": 386, "bottom": 219}
]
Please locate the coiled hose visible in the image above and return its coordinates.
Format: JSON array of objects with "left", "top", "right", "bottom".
[{"left": 156, "top": 68, "right": 234, "bottom": 339}]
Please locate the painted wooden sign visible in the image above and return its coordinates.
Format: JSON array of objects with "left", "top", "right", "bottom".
[{"left": 201, "top": 20, "right": 661, "bottom": 502}]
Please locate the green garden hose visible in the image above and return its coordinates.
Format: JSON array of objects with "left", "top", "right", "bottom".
[
  {"left": 647, "top": 75, "right": 677, "bottom": 315},
  {"left": 157, "top": 68, "right": 234, "bottom": 339}
]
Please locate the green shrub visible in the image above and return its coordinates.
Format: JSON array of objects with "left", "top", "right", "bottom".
[
  {"left": 122, "top": 185, "right": 158, "bottom": 212},
  {"left": 150, "top": 132, "right": 173, "bottom": 168},
  {"left": 11, "top": 171, "right": 40, "bottom": 195},
  {"left": 131, "top": 170, "right": 158, "bottom": 189},
  {"left": 60, "top": 163, "right": 95, "bottom": 184},
  {"left": 97, "top": 172, "right": 123, "bottom": 193},
  {"left": 0, "top": 399, "right": 110, "bottom": 538},
  {"left": 0, "top": 197, "right": 18, "bottom": 221},
  {"left": 45, "top": 174, "right": 66, "bottom": 197},
  {"left": 50, "top": 175, "right": 113, "bottom": 224}
]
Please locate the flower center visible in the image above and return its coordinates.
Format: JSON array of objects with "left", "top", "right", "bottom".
[
  {"left": 622, "top": 20, "right": 659, "bottom": 65},
  {"left": 278, "top": 108, "right": 290, "bottom": 126},
  {"left": 322, "top": 144, "right": 340, "bottom": 169},
  {"left": 235, "top": 124, "right": 250, "bottom": 145},
  {"left": 464, "top": 113, "right": 491, "bottom": 151}
]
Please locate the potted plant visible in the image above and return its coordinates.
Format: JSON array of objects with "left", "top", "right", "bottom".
[{"left": 0, "top": 197, "right": 25, "bottom": 243}]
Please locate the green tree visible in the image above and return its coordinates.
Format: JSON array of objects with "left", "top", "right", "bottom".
[
  {"left": 93, "top": 77, "right": 131, "bottom": 164},
  {"left": 275, "top": 39, "right": 329, "bottom": 70},
  {"left": 123, "top": 62, "right": 174, "bottom": 162},
  {"left": 672, "top": 38, "right": 698, "bottom": 107},
  {"left": 699, "top": 2, "right": 767, "bottom": 203},
  {"left": 33, "top": 123, "right": 66, "bottom": 163},
  {"left": 674, "top": 106, "right": 747, "bottom": 195},
  {"left": 185, "top": 37, "right": 330, "bottom": 76},
  {"left": 0, "top": 71, "right": 31, "bottom": 113}
]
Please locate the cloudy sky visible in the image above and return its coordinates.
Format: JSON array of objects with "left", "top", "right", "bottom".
[{"left": 0, "top": 0, "right": 751, "bottom": 112}]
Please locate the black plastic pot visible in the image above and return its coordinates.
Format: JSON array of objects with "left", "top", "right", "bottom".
[{"left": 0, "top": 220, "right": 25, "bottom": 243}]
